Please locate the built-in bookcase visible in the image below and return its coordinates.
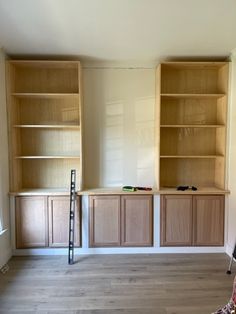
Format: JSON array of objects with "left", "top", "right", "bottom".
[
  {"left": 6, "top": 60, "right": 83, "bottom": 193},
  {"left": 156, "top": 62, "right": 229, "bottom": 191}
]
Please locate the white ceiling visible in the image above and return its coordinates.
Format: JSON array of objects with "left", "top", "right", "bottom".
[{"left": 0, "top": 0, "right": 236, "bottom": 66}]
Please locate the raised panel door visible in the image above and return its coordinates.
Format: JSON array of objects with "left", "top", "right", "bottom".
[
  {"left": 161, "top": 195, "right": 193, "bottom": 246},
  {"left": 15, "top": 196, "right": 48, "bottom": 248},
  {"left": 48, "top": 196, "right": 81, "bottom": 247},
  {"left": 121, "top": 195, "right": 153, "bottom": 246},
  {"left": 89, "top": 195, "right": 120, "bottom": 247},
  {"left": 193, "top": 195, "right": 224, "bottom": 246}
]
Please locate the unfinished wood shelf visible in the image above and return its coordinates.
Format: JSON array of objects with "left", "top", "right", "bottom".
[
  {"left": 13, "top": 125, "right": 80, "bottom": 128},
  {"left": 160, "top": 125, "right": 225, "bottom": 128},
  {"left": 6, "top": 60, "right": 83, "bottom": 192},
  {"left": 156, "top": 61, "right": 229, "bottom": 191}
]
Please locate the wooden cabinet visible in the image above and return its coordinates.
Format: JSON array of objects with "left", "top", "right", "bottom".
[
  {"left": 89, "top": 196, "right": 120, "bottom": 247},
  {"left": 161, "top": 195, "right": 192, "bottom": 246},
  {"left": 6, "top": 60, "right": 83, "bottom": 193},
  {"left": 89, "top": 195, "right": 153, "bottom": 247},
  {"left": 156, "top": 62, "right": 229, "bottom": 191},
  {"left": 193, "top": 195, "right": 224, "bottom": 246},
  {"left": 48, "top": 196, "right": 81, "bottom": 247},
  {"left": 15, "top": 195, "right": 81, "bottom": 249},
  {"left": 121, "top": 195, "right": 153, "bottom": 246},
  {"left": 16, "top": 196, "right": 48, "bottom": 248},
  {"left": 161, "top": 195, "right": 224, "bottom": 247}
]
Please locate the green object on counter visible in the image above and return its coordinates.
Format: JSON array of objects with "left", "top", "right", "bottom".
[{"left": 122, "top": 186, "right": 137, "bottom": 192}]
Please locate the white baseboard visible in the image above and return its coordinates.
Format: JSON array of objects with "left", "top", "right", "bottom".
[{"left": 12, "top": 246, "right": 226, "bottom": 256}]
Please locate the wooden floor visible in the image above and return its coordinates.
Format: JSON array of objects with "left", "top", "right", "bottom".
[{"left": 0, "top": 254, "right": 235, "bottom": 314}]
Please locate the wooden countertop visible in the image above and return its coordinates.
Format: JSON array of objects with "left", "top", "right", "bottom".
[
  {"left": 78, "top": 187, "right": 229, "bottom": 195},
  {"left": 9, "top": 187, "right": 230, "bottom": 196}
]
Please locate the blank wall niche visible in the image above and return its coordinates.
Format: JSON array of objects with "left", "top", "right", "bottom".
[{"left": 83, "top": 68, "right": 156, "bottom": 188}]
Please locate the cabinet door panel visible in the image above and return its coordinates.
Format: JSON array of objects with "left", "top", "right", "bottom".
[
  {"left": 121, "top": 195, "right": 153, "bottom": 246},
  {"left": 16, "top": 196, "right": 48, "bottom": 248},
  {"left": 89, "top": 196, "right": 120, "bottom": 247},
  {"left": 161, "top": 195, "right": 192, "bottom": 246},
  {"left": 48, "top": 196, "right": 81, "bottom": 247},
  {"left": 193, "top": 195, "right": 224, "bottom": 246}
]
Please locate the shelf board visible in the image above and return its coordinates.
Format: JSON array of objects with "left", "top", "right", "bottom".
[
  {"left": 9, "top": 188, "right": 71, "bottom": 196},
  {"left": 161, "top": 61, "right": 228, "bottom": 68},
  {"left": 160, "top": 155, "right": 224, "bottom": 159},
  {"left": 15, "top": 156, "right": 80, "bottom": 159},
  {"left": 160, "top": 124, "right": 225, "bottom": 128},
  {"left": 161, "top": 93, "right": 225, "bottom": 98},
  {"left": 13, "top": 124, "right": 80, "bottom": 129},
  {"left": 79, "top": 187, "right": 154, "bottom": 195},
  {"left": 158, "top": 186, "right": 230, "bottom": 195},
  {"left": 9, "top": 60, "right": 80, "bottom": 68},
  {"left": 11, "top": 93, "right": 80, "bottom": 98}
]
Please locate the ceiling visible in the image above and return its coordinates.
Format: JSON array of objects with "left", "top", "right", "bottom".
[{"left": 0, "top": 0, "right": 236, "bottom": 66}]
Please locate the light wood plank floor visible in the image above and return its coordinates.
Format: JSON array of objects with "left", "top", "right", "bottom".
[{"left": 0, "top": 254, "right": 235, "bottom": 314}]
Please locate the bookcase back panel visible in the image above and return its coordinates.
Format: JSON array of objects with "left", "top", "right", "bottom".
[
  {"left": 161, "top": 97, "right": 226, "bottom": 125},
  {"left": 160, "top": 158, "right": 216, "bottom": 188},
  {"left": 18, "top": 129, "right": 80, "bottom": 156},
  {"left": 21, "top": 159, "right": 80, "bottom": 189},
  {"left": 160, "top": 128, "right": 225, "bottom": 156},
  {"left": 17, "top": 97, "right": 80, "bottom": 125},
  {"left": 161, "top": 64, "right": 228, "bottom": 94},
  {"left": 10, "top": 63, "right": 79, "bottom": 93}
]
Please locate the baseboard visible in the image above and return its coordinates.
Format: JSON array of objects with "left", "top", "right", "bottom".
[{"left": 12, "top": 246, "right": 226, "bottom": 256}]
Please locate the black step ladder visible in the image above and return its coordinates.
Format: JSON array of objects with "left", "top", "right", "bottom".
[
  {"left": 68, "top": 169, "right": 76, "bottom": 265},
  {"left": 227, "top": 244, "right": 236, "bottom": 274}
]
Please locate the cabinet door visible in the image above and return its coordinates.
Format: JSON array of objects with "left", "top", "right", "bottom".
[
  {"left": 193, "top": 195, "right": 224, "bottom": 246},
  {"left": 161, "top": 195, "right": 192, "bottom": 246},
  {"left": 48, "top": 196, "right": 81, "bottom": 248},
  {"left": 15, "top": 196, "right": 48, "bottom": 248},
  {"left": 89, "top": 196, "right": 120, "bottom": 247},
  {"left": 121, "top": 195, "right": 153, "bottom": 246}
]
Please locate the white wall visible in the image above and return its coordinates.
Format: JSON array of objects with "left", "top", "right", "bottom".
[
  {"left": 227, "top": 56, "right": 236, "bottom": 255},
  {"left": 83, "top": 67, "right": 156, "bottom": 188},
  {"left": 0, "top": 48, "right": 11, "bottom": 267}
]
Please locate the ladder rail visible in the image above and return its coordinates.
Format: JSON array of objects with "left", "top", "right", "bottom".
[{"left": 68, "top": 169, "right": 76, "bottom": 265}]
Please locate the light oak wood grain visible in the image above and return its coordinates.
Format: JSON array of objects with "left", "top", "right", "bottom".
[
  {"left": 48, "top": 196, "right": 81, "bottom": 247},
  {"left": 193, "top": 195, "right": 224, "bottom": 246},
  {"left": 157, "top": 62, "right": 228, "bottom": 190},
  {"left": 6, "top": 60, "right": 83, "bottom": 192},
  {"left": 121, "top": 195, "right": 153, "bottom": 247},
  {"left": 15, "top": 196, "right": 48, "bottom": 248},
  {"left": 161, "top": 195, "right": 193, "bottom": 246},
  {"left": 89, "top": 195, "right": 121, "bottom": 247}
]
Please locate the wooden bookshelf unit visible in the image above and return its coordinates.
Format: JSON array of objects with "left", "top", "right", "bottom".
[
  {"left": 6, "top": 60, "right": 83, "bottom": 193},
  {"left": 156, "top": 62, "right": 229, "bottom": 191}
]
